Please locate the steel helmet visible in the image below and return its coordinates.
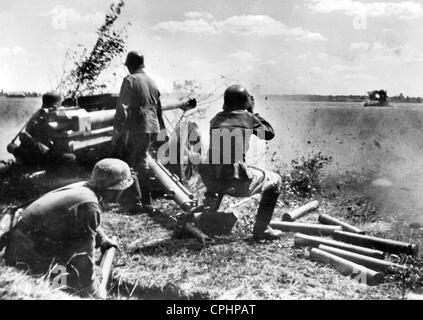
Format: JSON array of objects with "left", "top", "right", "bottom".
[
  {"left": 125, "top": 51, "right": 145, "bottom": 68},
  {"left": 89, "top": 158, "right": 133, "bottom": 190},
  {"left": 42, "top": 91, "right": 63, "bottom": 108},
  {"left": 223, "top": 84, "right": 251, "bottom": 111}
]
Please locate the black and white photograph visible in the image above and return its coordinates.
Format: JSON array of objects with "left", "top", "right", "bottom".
[{"left": 0, "top": 0, "right": 423, "bottom": 307}]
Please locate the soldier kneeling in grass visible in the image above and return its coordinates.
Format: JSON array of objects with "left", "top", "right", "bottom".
[{"left": 3, "top": 159, "right": 133, "bottom": 297}]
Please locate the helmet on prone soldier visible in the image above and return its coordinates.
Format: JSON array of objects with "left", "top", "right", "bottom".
[{"left": 89, "top": 158, "right": 134, "bottom": 191}]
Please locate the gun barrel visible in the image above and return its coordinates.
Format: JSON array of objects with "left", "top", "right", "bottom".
[
  {"left": 310, "top": 248, "right": 384, "bottom": 286},
  {"left": 88, "top": 110, "right": 115, "bottom": 126},
  {"left": 282, "top": 200, "right": 319, "bottom": 222},
  {"left": 161, "top": 102, "right": 187, "bottom": 112},
  {"left": 318, "top": 214, "right": 364, "bottom": 234},
  {"left": 294, "top": 233, "right": 385, "bottom": 259},
  {"left": 270, "top": 221, "right": 341, "bottom": 236},
  {"left": 333, "top": 230, "right": 419, "bottom": 256}
]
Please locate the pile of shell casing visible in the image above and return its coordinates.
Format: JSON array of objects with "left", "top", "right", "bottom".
[{"left": 270, "top": 200, "right": 418, "bottom": 286}]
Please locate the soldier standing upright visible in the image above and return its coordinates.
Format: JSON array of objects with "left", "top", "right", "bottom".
[{"left": 113, "top": 51, "right": 165, "bottom": 213}]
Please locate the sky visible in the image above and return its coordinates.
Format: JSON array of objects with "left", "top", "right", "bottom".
[{"left": 1, "top": 0, "right": 423, "bottom": 95}]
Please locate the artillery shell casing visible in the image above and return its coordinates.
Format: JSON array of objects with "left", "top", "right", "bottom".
[
  {"left": 310, "top": 248, "right": 384, "bottom": 286},
  {"left": 333, "top": 230, "right": 419, "bottom": 256},
  {"left": 282, "top": 200, "right": 319, "bottom": 222},
  {"left": 270, "top": 221, "right": 341, "bottom": 236},
  {"left": 318, "top": 214, "right": 364, "bottom": 234},
  {"left": 294, "top": 233, "right": 385, "bottom": 259},
  {"left": 318, "top": 245, "right": 406, "bottom": 273}
]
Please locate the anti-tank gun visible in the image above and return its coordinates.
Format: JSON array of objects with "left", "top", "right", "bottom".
[
  {"left": 7, "top": 94, "right": 197, "bottom": 170},
  {"left": 1, "top": 93, "right": 200, "bottom": 202}
]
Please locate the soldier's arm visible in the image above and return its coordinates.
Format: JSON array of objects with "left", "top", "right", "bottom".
[
  {"left": 74, "top": 202, "right": 102, "bottom": 239},
  {"left": 252, "top": 113, "right": 275, "bottom": 140},
  {"left": 156, "top": 95, "right": 166, "bottom": 131},
  {"left": 95, "top": 227, "right": 115, "bottom": 249},
  {"left": 95, "top": 227, "right": 118, "bottom": 252},
  {"left": 75, "top": 202, "right": 117, "bottom": 251}
]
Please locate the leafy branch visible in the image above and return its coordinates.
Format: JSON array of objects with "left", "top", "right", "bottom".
[{"left": 58, "top": 0, "right": 129, "bottom": 98}]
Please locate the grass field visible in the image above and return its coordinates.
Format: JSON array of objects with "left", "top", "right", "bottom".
[
  {"left": 1, "top": 171, "right": 421, "bottom": 300},
  {"left": 100, "top": 184, "right": 418, "bottom": 300},
  {"left": 0, "top": 261, "right": 77, "bottom": 300}
]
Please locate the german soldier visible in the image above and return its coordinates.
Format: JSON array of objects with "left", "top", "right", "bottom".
[
  {"left": 112, "top": 51, "right": 165, "bottom": 213},
  {"left": 4, "top": 158, "right": 133, "bottom": 297},
  {"left": 8, "top": 91, "right": 75, "bottom": 164},
  {"left": 199, "top": 85, "right": 283, "bottom": 241}
]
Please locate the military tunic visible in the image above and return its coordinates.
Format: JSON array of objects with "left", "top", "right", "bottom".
[
  {"left": 200, "top": 109, "right": 280, "bottom": 197},
  {"left": 5, "top": 182, "right": 108, "bottom": 295}
]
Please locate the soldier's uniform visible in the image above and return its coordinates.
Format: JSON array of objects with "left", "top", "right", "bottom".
[
  {"left": 199, "top": 85, "right": 283, "bottom": 240},
  {"left": 5, "top": 159, "right": 133, "bottom": 297},
  {"left": 10, "top": 91, "right": 76, "bottom": 164},
  {"left": 113, "top": 51, "right": 164, "bottom": 211},
  {"left": 5, "top": 182, "right": 107, "bottom": 295}
]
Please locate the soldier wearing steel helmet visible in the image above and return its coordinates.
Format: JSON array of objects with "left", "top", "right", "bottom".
[
  {"left": 112, "top": 51, "right": 165, "bottom": 214},
  {"left": 9, "top": 91, "right": 77, "bottom": 164},
  {"left": 4, "top": 158, "right": 133, "bottom": 297},
  {"left": 199, "top": 84, "right": 284, "bottom": 241}
]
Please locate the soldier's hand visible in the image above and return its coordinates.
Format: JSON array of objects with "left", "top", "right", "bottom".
[
  {"left": 100, "top": 237, "right": 119, "bottom": 254},
  {"left": 184, "top": 98, "right": 197, "bottom": 111}
]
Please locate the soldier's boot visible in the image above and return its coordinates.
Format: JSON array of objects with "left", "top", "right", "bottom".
[
  {"left": 119, "top": 174, "right": 143, "bottom": 215},
  {"left": 141, "top": 195, "right": 155, "bottom": 214},
  {"left": 139, "top": 169, "right": 158, "bottom": 214},
  {"left": 253, "top": 190, "right": 283, "bottom": 241},
  {"left": 131, "top": 173, "right": 144, "bottom": 214}
]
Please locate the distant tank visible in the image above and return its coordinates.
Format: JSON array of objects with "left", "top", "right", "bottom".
[{"left": 363, "top": 90, "right": 393, "bottom": 107}]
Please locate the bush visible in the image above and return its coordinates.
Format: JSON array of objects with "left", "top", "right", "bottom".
[{"left": 279, "top": 152, "right": 332, "bottom": 199}]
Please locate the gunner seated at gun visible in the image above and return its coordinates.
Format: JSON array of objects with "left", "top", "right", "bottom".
[{"left": 199, "top": 85, "right": 283, "bottom": 241}]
